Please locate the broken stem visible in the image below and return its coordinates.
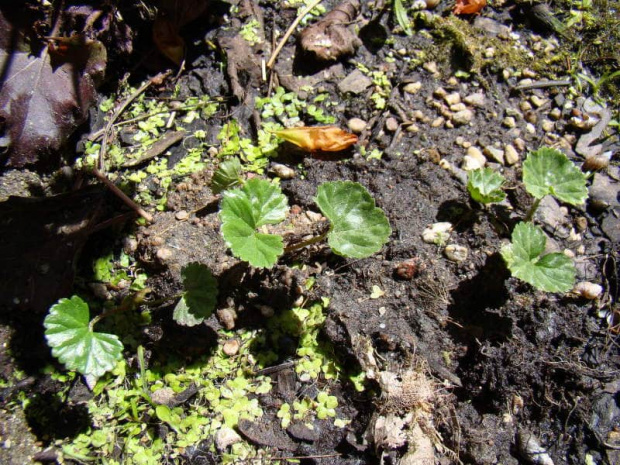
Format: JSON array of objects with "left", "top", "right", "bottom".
[
  {"left": 284, "top": 231, "right": 328, "bottom": 253},
  {"left": 266, "top": 0, "right": 324, "bottom": 69},
  {"left": 92, "top": 168, "right": 154, "bottom": 223}
]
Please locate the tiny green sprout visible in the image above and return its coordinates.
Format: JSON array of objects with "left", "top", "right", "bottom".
[
  {"left": 316, "top": 391, "right": 338, "bottom": 420},
  {"left": 467, "top": 168, "right": 506, "bottom": 205},
  {"left": 501, "top": 222, "right": 576, "bottom": 293},
  {"left": 277, "top": 403, "right": 292, "bottom": 428},
  {"left": 522, "top": 147, "right": 588, "bottom": 221},
  {"left": 211, "top": 157, "right": 243, "bottom": 194},
  {"left": 44, "top": 296, "right": 123, "bottom": 381},
  {"left": 173, "top": 263, "right": 218, "bottom": 327},
  {"left": 393, "top": 0, "right": 413, "bottom": 36}
]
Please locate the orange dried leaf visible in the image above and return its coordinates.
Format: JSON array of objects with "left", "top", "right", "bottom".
[
  {"left": 274, "top": 126, "right": 358, "bottom": 152},
  {"left": 453, "top": 0, "right": 486, "bottom": 15}
]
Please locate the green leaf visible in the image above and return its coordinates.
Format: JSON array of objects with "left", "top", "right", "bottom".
[
  {"left": 467, "top": 168, "right": 506, "bottom": 204},
  {"left": 522, "top": 147, "right": 588, "bottom": 205},
  {"left": 315, "top": 181, "right": 391, "bottom": 258},
  {"left": 44, "top": 296, "right": 123, "bottom": 379},
  {"left": 220, "top": 178, "right": 288, "bottom": 267},
  {"left": 393, "top": 0, "right": 412, "bottom": 36},
  {"left": 211, "top": 157, "right": 243, "bottom": 194},
  {"left": 173, "top": 263, "right": 219, "bottom": 326},
  {"left": 501, "top": 222, "right": 575, "bottom": 292}
]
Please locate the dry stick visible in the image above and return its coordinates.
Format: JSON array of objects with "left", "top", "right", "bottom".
[
  {"left": 98, "top": 72, "right": 169, "bottom": 170},
  {"left": 266, "top": 0, "right": 324, "bottom": 69},
  {"left": 92, "top": 168, "right": 153, "bottom": 223}
]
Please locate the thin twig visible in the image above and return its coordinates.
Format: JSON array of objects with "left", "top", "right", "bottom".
[
  {"left": 266, "top": 0, "right": 324, "bottom": 69},
  {"left": 512, "top": 79, "right": 571, "bottom": 91},
  {"left": 98, "top": 72, "right": 170, "bottom": 170},
  {"left": 260, "top": 453, "right": 341, "bottom": 461},
  {"left": 92, "top": 168, "right": 153, "bottom": 222}
]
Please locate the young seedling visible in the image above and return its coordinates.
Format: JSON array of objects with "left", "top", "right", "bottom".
[
  {"left": 521, "top": 147, "right": 588, "bottom": 221},
  {"left": 44, "top": 296, "right": 124, "bottom": 381},
  {"left": 211, "top": 157, "right": 243, "bottom": 194},
  {"left": 500, "top": 147, "right": 587, "bottom": 292},
  {"left": 467, "top": 167, "right": 506, "bottom": 205},
  {"left": 219, "top": 179, "right": 391, "bottom": 268},
  {"left": 500, "top": 222, "right": 575, "bottom": 293},
  {"left": 172, "top": 263, "right": 218, "bottom": 326}
]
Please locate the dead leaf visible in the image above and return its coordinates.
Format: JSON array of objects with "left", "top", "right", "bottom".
[
  {"left": 275, "top": 126, "right": 358, "bottom": 152},
  {"left": 153, "top": 14, "right": 185, "bottom": 65},
  {"left": 299, "top": 0, "right": 361, "bottom": 62},
  {"left": 453, "top": 0, "right": 487, "bottom": 15},
  {"left": 0, "top": 11, "right": 107, "bottom": 168}
]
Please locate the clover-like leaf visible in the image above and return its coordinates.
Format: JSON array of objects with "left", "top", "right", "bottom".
[
  {"left": 211, "top": 158, "right": 243, "bottom": 194},
  {"left": 220, "top": 178, "right": 288, "bottom": 268},
  {"left": 522, "top": 147, "right": 588, "bottom": 205},
  {"left": 44, "top": 296, "right": 123, "bottom": 379},
  {"left": 173, "top": 263, "right": 218, "bottom": 326},
  {"left": 315, "top": 181, "right": 391, "bottom": 259},
  {"left": 467, "top": 168, "right": 506, "bottom": 204},
  {"left": 501, "top": 222, "right": 575, "bottom": 293}
]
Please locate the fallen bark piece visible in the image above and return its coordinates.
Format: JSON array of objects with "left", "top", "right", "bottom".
[{"left": 299, "top": 0, "right": 361, "bottom": 62}]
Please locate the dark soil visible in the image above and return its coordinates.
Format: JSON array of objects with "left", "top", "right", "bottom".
[{"left": 1, "top": 1, "right": 619, "bottom": 464}]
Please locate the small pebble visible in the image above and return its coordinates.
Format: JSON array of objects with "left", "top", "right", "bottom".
[
  {"left": 524, "top": 111, "right": 537, "bottom": 124},
  {"left": 348, "top": 117, "right": 367, "bottom": 133},
  {"left": 462, "top": 155, "right": 485, "bottom": 171},
  {"left": 522, "top": 68, "right": 537, "bottom": 78},
  {"left": 504, "top": 144, "right": 520, "bottom": 165},
  {"left": 444, "top": 244, "right": 468, "bottom": 262},
  {"left": 526, "top": 123, "right": 537, "bottom": 134},
  {"left": 433, "top": 87, "right": 447, "bottom": 98},
  {"left": 502, "top": 116, "right": 517, "bottom": 128},
  {"left": 270, "top": 163, "right": 296, "bottom": 179},
  {"left": 464, "top": 93, "right": 485, "bottom": 107},
  {"left": 450, "top": 103, "right": 467, "bottom": 112},
  {"left": 175, "top": 210, "right": 189, "bottom": 221},
  {"left": 403, "top": 81, "right": 422, "bottom": 94},
  {"left": 444, "top": 92, "right": 461, "bottom": 106},
  {"left": 156, "top": 247, "right": 173, "bottom": 262},
  {"left": 385, "top": 117, "right": 399, "bottom": 132},
  {"left": 451, "top": 109, "right": 474, "bottom": 126},
  {"left": 466, "top": 146, "right": 486, "bottom": 163},
  {"left": 541, "top": 119, "right": 555, "bottom": 132},
  {"left": 431, "top": 117, "right": 445, "bottom": 128},
  {"left": 513, "top": 137, "right": 526, "bottom": 152},
  {"left": 151, "top": 387, "right": 175, "bottom": 406},
  {"left": 573, "top": 282, "right": 603, "bottom": 300},
  {"left": 549, "top": 108, "right": 562, "bottom": 121},
  {"left": 215, "top": 427, "right": 242, "bottom": 451},
  {"left": 405, "top": 123, "right": 419, "bottom": 133},
  {"left": 575, "top": 216, "right": 588, "bottom": 232},
  {"left": 424, "top": 61, "right": 438, "bottom": 74},
  {"left": 222, "top": 339, "right": 241, "bottom": 356},
  {"left": 530, "top": 95, "right": 547, "bottom": 108},
  {"left": 483, "top": 146, "right": 505, "bottom": 165},
  {"left": 217, "top": 308, "right": 237, "bottom": 330},
  {"left": 394, "top": 259, "right": 419, "bottom": 280},
  {"left": 519, "top": 101, "right": 533, "bottom": 112},
  {"left": 422, "top": 222, "right": 452, "bottom": 244}
]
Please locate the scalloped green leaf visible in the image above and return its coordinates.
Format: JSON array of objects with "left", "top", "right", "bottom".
[
  {"left": 501, "top": 222, "right": 575, "bottom": 293},
  {"left": 522, "top": 147, "right": 588, "bottom": 205},
  {"left": 173, "top": 263, "right": 219, "bottom": 326},
  {"left": 44, "top": 296, "right": 123, "bottom": 379},
  {"left": 220, "top": 178, "right": 288, "bottom": 268},
  {"left": 315, "top": 181, "right": 391, "bottom": 259},
  {"left": 211, "top": 157, "right": 243, "bottom": 194},
  {"left": 467, "top": 168, "right": 506, "bottom": 204}
]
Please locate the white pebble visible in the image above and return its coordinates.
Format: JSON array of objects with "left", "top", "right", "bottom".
[
  {"left": 422, "top": 222, "right": 452, "bottom": 244},
  {"left": 573, "top": 282, "right": 603, "bottom": 300},
  {"left": 444, "top": 244, "right": 468, "bottom": 262}
]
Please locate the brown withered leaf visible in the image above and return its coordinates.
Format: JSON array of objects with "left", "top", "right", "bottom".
[
  {"left": 0, "top": 11, "right": 106, "bottom": 168},
  {"left": 275, "top": 126, "right": 358, "bottom": 152},
  {"left": 299, "top": 0, "right": 361, "bottom": 62}
]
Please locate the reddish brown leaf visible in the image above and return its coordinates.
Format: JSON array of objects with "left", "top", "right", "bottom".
[
  {"left": 275, "top": 126, "right": 358, "bottom": 152},
  {"left": 0, "top": 11, "right": 107, "bottom": 168},
  {"left": 453, "top": 0, "right": 487, "bottom": 15}
]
